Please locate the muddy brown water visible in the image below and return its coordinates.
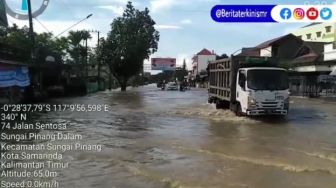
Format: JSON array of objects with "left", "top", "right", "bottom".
[{"left": 2, "top": 84, "right": 336, "bottom": 188}]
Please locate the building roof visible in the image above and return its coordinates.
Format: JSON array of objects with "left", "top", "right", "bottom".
[
  {"left": 238, "top": 47, "right": 260, "bottom": 56},
  {"left": 303, "top": 41, "right": 325, "bottom": 54},
  {"left": 301, "top": 23, "right": 322, "bottom": 28},
  {"left": 293, "top": 41, "right": 327, "bottom": 63},
  {"left": 293, "top": 53, "right": 320, "bottom": 63},
  {"left": 255, "top": 34, "right": 303, "bottom": 49},
  {"left": 330, "top": 69, "right": 336, "bottom": 75},
  {"left": 196, "top": 48, "right": 215, "bottom": 56}
]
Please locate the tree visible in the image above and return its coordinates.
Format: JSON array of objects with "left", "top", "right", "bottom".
[
  {"left": 67, "top": 30, "right": 91, "bottom": 64},
  {"left": 0, "top": 25, "right": 70, "bottom": 63},
  {"left": 216, "top": 53, "right": 229, "bottom": 60},
  {"left": 174, "top": 59, "right": 188, "bottom": 82},
  {"left": 98, "top": 1, "right": 159, "bottom": 91},
  {"left": 182, "top": 59, "right": 187, "bottom": 71}
]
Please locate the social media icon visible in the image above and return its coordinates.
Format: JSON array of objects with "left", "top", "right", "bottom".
[
  {"left": 293, "top": 8, "right": 305, "bottom": 20},
  {"left": 320, "top": 7, "right": 332, "bottom": 20},
  {"left": 280, "top": 8, "right": 292, "bottom": 20},
  {"left": 307, "top": 7, "right": 319, "bottom": 20}
]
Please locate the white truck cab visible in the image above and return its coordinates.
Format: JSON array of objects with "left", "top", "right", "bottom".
[{"left": 236, "top": 67, "right": 289, "bottom": 116}]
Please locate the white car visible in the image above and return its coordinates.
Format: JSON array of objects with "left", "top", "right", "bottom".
[{"left": 167, "top": 82, "right": 178, "bottom": 90}]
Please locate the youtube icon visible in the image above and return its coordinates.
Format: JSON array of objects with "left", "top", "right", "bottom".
[{"left": 307, "top": 7, "right": 319, "bottom": 20}]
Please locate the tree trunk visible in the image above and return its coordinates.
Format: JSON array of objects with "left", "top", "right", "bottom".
[
  {"left": 121, "top": 84, "right": 127, "bottom": 91},
  {"left": 120, "top": 78, "right": 128, "bottom": 92}
]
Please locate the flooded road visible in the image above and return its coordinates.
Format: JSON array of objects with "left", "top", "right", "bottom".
[{"left": 3, "top": 84, "right": 336, "bottom": 188}]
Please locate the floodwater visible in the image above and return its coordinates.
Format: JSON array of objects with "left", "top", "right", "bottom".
[{"left": 2, "top": 84, "right": 336, "bottom": 188}]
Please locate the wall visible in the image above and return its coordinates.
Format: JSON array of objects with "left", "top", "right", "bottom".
[
  {"left": 260, "top": 46, "right": 272, "bottom": 57},
  {"left": 294, "top": 65, "right": 336, "bottom": 72},
  {"left": 292, "top": 23, "right": 335, "bottom": 42},
  {"left": 197, "top": 55, "right": 216, "bottom": 73},
  {"left": 324, "top": 43, "right": 336, "bottom": 61}
]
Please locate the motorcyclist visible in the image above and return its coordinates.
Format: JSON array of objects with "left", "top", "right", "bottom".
[{"left": 161, "top": 80, "right": 166, "bottom": 90}]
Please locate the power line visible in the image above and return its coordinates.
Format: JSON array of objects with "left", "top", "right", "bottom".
[
  {"left": 34, "top": 18, "right": 51, "bottom": 33},
  {"left": 55, "top": 14, "right": 93, "bottom": 38}
]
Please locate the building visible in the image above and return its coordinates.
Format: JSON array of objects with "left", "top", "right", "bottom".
[
  {"left": 292, "top": 23, "right": 335, "bottom": 42},
  {"left": 191, "top": 48, "right": 216, "bottom": 77},
  {"left": 291, "top": 23, "right": 336, "bottom": 73},
  {"left": 247, "top": 34, "right": 304, "bottom": 59},
  {"left": 239, "top": 34, "right": 334, "bottom": 96}
]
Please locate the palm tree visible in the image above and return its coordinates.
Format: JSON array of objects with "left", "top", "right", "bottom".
[{"left": 67, "top": 30, "right": 91, "bottom": 64}]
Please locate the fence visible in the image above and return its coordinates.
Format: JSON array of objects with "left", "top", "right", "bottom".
[{"left": 289, "top": 76, "right": 336, "bottom": 97}]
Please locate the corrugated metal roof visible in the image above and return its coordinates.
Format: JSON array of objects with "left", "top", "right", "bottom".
[
  {"left": 255, "top": 34, "right": 302, "bottom": 49},
  {"left": 301, "top": 23, "right": 322, "bottom": 28}
]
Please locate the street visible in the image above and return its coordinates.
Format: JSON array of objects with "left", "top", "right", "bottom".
[{"left": 4, "top": 85, "right": 336, "bottom": 188}]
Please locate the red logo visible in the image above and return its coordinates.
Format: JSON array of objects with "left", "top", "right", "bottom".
[{"left": 306, "top": 7, "right": 319, "bottom": 20}]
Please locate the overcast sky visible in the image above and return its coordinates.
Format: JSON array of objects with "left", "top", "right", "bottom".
[{"left": 6, "top": 0, "right": 333, "bottom": 69}]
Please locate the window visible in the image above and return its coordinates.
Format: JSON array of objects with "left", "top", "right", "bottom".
[
  {"left": 238, "top": 70, "right": 246, "bottom": 90},
  {"left": 316, "top": 31, "right": 322, "bottom": 38},
  {"left": 326, "top": 26, "right": 332, "bottom": 33},
  {"left": 247, "top": 70, "right": 289, "bottom": 91},
  {"left": 272, "top": 45, "right": 279, "bottom": 57},
  {"left": 306, "top": 33, "right": 311, "bottom": 39}
]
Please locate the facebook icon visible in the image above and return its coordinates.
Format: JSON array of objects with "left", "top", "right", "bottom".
[{"left": 280, "top": 8, "right": 292, "bottom": 20}]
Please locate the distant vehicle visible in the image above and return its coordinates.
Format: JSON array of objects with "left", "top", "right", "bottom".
[
  {"left": 208, "top": 56, "right": 289, "bottom": 116},
  {"left": 167, "top": 82, "right": 178, "bottom": 91}
]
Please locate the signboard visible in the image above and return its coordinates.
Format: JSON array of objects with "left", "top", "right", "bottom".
[
  {"left": 151, "top": 58, "right": 176, "bottom": 71},
  {"left": 0, "top": 65, "right": 30, "bottom": 88}
]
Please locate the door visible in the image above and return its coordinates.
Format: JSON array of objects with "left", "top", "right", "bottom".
[{"left": 236, "top": 70, "right": 248, "bottom": 113}]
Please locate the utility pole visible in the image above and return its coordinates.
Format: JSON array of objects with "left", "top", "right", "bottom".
[
  {"left": 88, "top": 30, "right": 101, "bottom": 89},
  {"left": 27, "top": 0, "right": 35, "bottom": 56},
  {"left": 85, "top": 38, "right": 88, "bottom": 78},
  {"left": 27, "top": 0, "right": 43, "bottom": 92},
  {"left": 96, "top": 31, "right": 101, "bottom": 88}
]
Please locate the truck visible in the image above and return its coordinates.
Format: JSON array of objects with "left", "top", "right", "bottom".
[{"left": 208, "top": 56, "right": 289, "bottom": 116}]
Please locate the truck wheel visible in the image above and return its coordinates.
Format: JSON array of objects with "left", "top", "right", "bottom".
[
  {"left": 236, "top": 104, "right": 243, "bottom": 117},
  {"left": 223, "top": 101, "right": 230, "bottom": 109},
  {"left": 216, "top": 100, "right": 223, "bottom": 109}
]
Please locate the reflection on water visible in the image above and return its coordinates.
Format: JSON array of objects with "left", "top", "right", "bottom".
[{"left": 2, "top": 85, "right": 336, "bottom": 188}]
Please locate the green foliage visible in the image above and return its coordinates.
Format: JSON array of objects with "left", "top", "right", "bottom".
[
  {"left": 182, "top": 59, "right": 187, "bottom": 71},
  {"left": 0, "top": 25, "right": 92, "bottom": 65},
  {"left": 0, "top": 25, "right": 31, "bottom": 50},
  {"left": 216, "top": 53, "right": 228, "bottom": 60},
  {"left": 98, "top": 1, "right": 159, "bottom": 91},
  {"left": 67, "top": 30, "right": 92, "bottom": 64}
]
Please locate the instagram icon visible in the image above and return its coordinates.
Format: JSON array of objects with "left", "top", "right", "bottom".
[{"left": 293, "top": 8, "right": 305, "bottom": 20}]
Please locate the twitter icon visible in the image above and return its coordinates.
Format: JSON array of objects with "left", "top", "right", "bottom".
[{"left": 320, "top": 8, "right": 332, "bottom": 20}]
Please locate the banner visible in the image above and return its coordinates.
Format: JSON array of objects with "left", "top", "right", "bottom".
[
  {"left": 151, "top": 58, "right": 176, "bottom": 71},
  {"left": 0, "top": 66, "right": 30, "bottom": 88}
]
